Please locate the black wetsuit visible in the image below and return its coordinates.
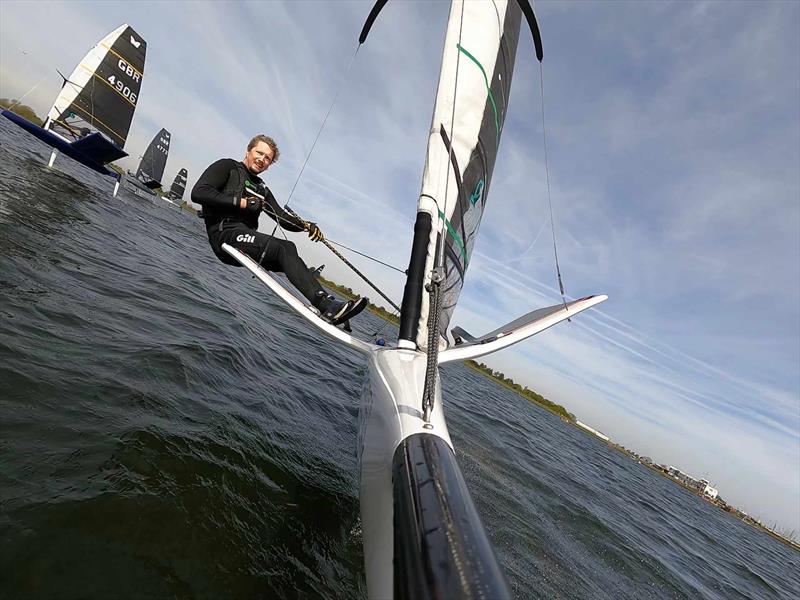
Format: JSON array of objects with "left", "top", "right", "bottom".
[{"left": 191, "top": 158, "right": 325, "bottom": 304}]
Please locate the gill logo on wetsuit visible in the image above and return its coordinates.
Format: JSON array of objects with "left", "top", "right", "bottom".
[{"left": 236, "top": 234, "right": 256, "bottom": 243}]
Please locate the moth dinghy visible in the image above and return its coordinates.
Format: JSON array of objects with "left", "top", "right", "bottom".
[
  {"left": 226, "top": 1, "right": 607, "bottom": 597},
  {"left": 1, "top": 24, "right": 146, "bottom": 195},
  {"left": 150, "top": 168, "right": 189, "bottom": 211},
  {"left": 165, "top": 168, "right": 188, "bottom": 205},
  {"left": 122, "top": 127, "right": 171, "bottom": 198}
]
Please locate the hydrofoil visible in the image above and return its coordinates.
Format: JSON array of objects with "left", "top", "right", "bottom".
[{"left": 221, "top": 243, "right": 374, "bottom": 354}]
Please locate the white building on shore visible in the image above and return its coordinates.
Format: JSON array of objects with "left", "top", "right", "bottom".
[
  {"left": 575, "top": 420, "right": 610, "bottom": 442},
  {"left": 703, "top": 484, "right": 719, "bottom": 500}
]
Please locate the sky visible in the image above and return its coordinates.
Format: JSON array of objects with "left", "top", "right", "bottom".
[{"left": 1, "top": 1, "right": 798, "bottom": 535}]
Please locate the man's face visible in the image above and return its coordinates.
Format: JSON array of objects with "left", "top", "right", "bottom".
[{"left": 244, "top": 141, "right": 274, "bottom": 174}]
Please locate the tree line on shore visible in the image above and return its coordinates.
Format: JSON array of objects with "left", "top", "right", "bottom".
[
  {"left": 0, "top": 98, "right": 43, "bottom": 125},
  {"left": 464, "top": 360, "right": 576, "bottom": 421}
]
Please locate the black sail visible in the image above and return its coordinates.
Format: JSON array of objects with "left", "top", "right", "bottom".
[
  {"left": 168, "top": 168, "right": 188, "bottom": 200},
  {"left": 135, "top": 128, "right": 171, "bottom": 187},
  {"left": 47, "top": 24, "right": 146, "bottom": 147}
]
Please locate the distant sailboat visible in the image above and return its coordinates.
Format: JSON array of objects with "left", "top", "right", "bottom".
[
  {"left": 123, "top": 128, "right": 171, "bottom": 197},
  {"left": 166, "top": 168, "right": 188, "bottom": 202},
  {"left": 1, "top": 24, "right": 146, "bottom": 195}
]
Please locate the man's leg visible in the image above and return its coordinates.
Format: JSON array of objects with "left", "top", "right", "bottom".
[{"left": 220, "top": 225, "right": 325, "bottom": 304}]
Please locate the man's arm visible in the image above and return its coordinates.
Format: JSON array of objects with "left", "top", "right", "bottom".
[
  {"left": 261, "top": 188, "right": 306, "bottom": 232},
  {"left": 191, "top": 159, "right": 242, "bottom": 209}
]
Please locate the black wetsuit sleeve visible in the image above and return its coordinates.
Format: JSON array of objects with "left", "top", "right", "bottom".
[
  {"left": 191, "top": 158, "right": 238, "bottom": 209},
  {"left": 262, "top": 188, "right": 306, "bottom": 232}
]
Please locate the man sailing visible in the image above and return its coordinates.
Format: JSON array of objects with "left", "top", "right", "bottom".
[{"left": 192, "top": 134, "right": 367, "bottom": 324}]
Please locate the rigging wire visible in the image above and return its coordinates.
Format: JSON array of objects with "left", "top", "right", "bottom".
[
  {"left": 283, "top": 43, "right": 361, "bottom": 210},
  {"left": 260, "top": 42, "right": 361, "bottom": 264},
  {"left": 7, "top": 49, "right": 47, "bottom": 113},
  {"left": 251, "top": 40, "right": 407, "bottom": 330},
  {"left": 7, "top": 74, "right": 48, "bottom": 112},
  {"left": 538, "top": 62, "right": 569, "bottom": 313},
  {"left": 368, "top": 305, "right": 400, "bottom": 339},
  {"left": 510, "top": 215, "right": 550, "bottom": 264}
]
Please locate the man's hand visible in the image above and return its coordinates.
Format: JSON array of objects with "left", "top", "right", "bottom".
[
  {"left": 305, "top": 222, "right": 324, "bottom": 242},
  {"left": 241, "top": 195, "right": 263, "bottom": 215}
]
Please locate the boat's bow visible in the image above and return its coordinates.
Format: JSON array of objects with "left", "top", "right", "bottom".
[{"left": 360, "top": 347, "right": 510, "bottom": 599}]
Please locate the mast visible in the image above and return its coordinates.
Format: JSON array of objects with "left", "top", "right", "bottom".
[
  {"left": 399, "top": 1, "right": 522, "bottom": 350},
  {"left": 46, "top": 24, "right": 146, "bottom": 148}
]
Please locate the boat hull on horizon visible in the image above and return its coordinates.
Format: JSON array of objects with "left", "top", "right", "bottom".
[
  {"left": 121, "top": 173, "right": 159, "bottom": 198},
  {"left": 1, "top": 110, "right": 125, "bottom": 179}
]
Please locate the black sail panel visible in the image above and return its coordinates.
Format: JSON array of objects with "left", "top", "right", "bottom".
[
  {"left": 445, "top": 9, "right": 521, "bottom": 281},
  {"left": 136, "top": 128, "right": 171, "bottom": 186},
  {"left": 168, "top": 168, "right": 188, "bottom": 200}
]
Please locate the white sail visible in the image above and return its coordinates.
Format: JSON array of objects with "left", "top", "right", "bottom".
[{"left": 411, "top": 0, "right": 522, "bottom": 349}]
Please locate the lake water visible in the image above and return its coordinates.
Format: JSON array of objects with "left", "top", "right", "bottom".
[{"left": 1, "top": 118, "right": 798, "bottom": 599}]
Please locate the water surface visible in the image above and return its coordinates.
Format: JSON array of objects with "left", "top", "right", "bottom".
[{"left": 1, "top": 119, "right": 798, "bottom": 599}]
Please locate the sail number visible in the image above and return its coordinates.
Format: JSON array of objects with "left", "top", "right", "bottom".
[
  {"left": 106, "top": 58, "right": 141, "bottom": 104},
  {"left": 117, "top": 59, "right": 141, "bottom": 83},
  {"left": 107, "top": 74, "right": 137, "bottom": 103}
]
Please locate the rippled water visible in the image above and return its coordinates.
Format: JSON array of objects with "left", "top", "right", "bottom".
[{"left": 1, "top": 119, "right": 798, "bottom": 599}]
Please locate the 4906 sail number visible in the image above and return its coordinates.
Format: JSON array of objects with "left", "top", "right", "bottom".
[{"left": 106, "top": 58, "right": 141, "bottom": 104}]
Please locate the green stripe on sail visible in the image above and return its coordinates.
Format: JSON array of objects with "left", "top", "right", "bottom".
[
  {"left": 456, "top": 43, "right": 500, "bottom": 143},
  {"left": 438, "top": 209, "right": 469, "bottom": 267}
]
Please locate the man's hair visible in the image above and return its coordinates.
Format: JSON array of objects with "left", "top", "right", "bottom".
[{"left": 247, "top": 134, "right": 280, "bottom": 162}]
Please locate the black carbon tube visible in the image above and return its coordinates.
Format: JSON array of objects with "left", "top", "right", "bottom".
[
  {"left": 393, "top": 433, "right": 511, "bottom": 600},
  {"left": 399, "top": 212, "right": 432, "bottom": 344}
]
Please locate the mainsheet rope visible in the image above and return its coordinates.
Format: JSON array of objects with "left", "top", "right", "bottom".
[
  {"left": 281, "top": 207, "right": 401, "bottom": 313},
  {"left": 267, "top": 210, "right": 401, "bottom": 338}
]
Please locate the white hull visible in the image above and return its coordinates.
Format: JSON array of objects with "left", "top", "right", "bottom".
[
  {"left": 360, "top": 348, "right": 452, "bottom": 598},
  {"left": 221, "top": 239, "right": 599, "bottom": 598}
]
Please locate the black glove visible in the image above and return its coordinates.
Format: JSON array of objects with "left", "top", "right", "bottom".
[
  {"left": 306, "top": 221, "right": 324, "bottom": 242},
  {"left": 242, "top": 195, "right": 263, "bottom": 215}
]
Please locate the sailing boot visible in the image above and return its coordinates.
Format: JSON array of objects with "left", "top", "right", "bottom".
[{"left": 314, "top": 291, "right": 368, "bottom": 325}]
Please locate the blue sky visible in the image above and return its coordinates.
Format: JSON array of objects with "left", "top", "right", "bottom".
[{"left": 2, "top": 1, "right": 798, "bottom": 534}]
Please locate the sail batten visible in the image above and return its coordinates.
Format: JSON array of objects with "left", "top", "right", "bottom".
[{"left": 409, "top": 0, "right": 522, "bottom": 349}]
